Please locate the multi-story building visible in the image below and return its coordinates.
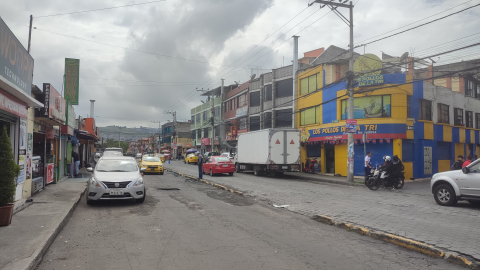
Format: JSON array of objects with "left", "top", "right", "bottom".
[
  {"left": 296, "top": 45, "right": 480, "bottom": 179},
  {"left": 160, "top": 121, "right": 191, "bottom": 158},
  {"left": 190, "top": 91, "right": 222, "bottom": 153}
]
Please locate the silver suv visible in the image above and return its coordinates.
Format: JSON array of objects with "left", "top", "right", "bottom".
[{"left": 431, "top": 158, "right": 480, "bottom": 206}]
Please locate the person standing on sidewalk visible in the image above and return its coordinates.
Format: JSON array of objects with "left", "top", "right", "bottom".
[
  {"left": 463, "top": 155, "right": 473, "bottom": 167},
  {"left": 364, "top": 152, "right": 372, "bottom": 178},
  {"left": 72, "top": 150, "right": 80, "bottom": 177},
  {"left": 197, "top": 153, "right": 204, "bottom": 180},
  {"left": 451, "top": 155, "right": 464, "bottom": 170}
]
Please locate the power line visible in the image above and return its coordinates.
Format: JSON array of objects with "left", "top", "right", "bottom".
[
  {"left": 355, "top": 3, "right": 480, "bottom": 48},
  {"left": 35, "top": 0, "right": 166, "bottom": 18},
  {"left": 80, "top": 76, "right": 205, "bottom": 84}
]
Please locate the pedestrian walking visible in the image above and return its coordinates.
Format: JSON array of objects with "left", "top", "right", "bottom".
[
  {"left": 451, "top": 155, "right": 464, "bottom": 170},
  {"left": 463, "top": 155, "right": 473, "bottom": 167},
  {"left": 72, "top": 150, "right": 80, "bottom": 177},
  {"left": 197, "top": 153, "right": 204, "bottom": 180},
  {"left": 364, "top": 151, "right": 372, "bottom": 178}
]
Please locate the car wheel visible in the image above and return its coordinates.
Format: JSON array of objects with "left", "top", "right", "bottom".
[
  {"left": 136, "top": 190, "right": 146, "bottom": 203},
  {"left": 210, "top": 169, "right": 214, "bottom": 176},
  {"left": 228, "top": 172, "right": 234, "bottom": 176},
  {"left": 467, "top": 200, "right": 480, "bottom": 206},
  {"left": 434, "top": 184, "right": 457, "bottom": 206},
  {"left": 254, "top": 167, "right": 261, "bottom": 176},
  {"left": 86, "top": 191, "right": 95, "bottom": 205}
]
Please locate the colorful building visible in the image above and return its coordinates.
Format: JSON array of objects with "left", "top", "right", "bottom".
[{"left": 297, "top": 52, "right": 480, "bottom": 179}]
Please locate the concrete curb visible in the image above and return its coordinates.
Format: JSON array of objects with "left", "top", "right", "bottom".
[
  {"left": 25, "top": 185, "right": 87, "bottom": 270},
  {"left": 312, "top": 214, "right": 480, "bottom": 269},
  {"left": 293, "top": 175, "right": 364, "bottom": 186},
  {"left": 166, "top": 168, "right": 244, "bottom": 196}
]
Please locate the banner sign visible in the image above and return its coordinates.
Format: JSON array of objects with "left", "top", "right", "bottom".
[
  {"left": 64, "top": 58, "right": 80, "bottom": 105},
  {"left": 345, "top": 119, "right": 357, "bottom": 133},
  {"left": 17, "top": 118, "right": 27, "bottom": 184},
  {"left": 235, "top": 106, "right": 248, "bottom": 118},
  {"left": 46, "top": 163, "right": 54, "bottom": 184},
  {"left": 0, "top": 89, "right": 28, "bottom": 118},
  {"left": 354, "top": 74, "right": 384, "bottom": 87},
  {"left": 66, "top": 102, "right": 76, "bottom": 129},
  {"left": 307, "top": 123, "right": 406, "bottom": 141},
  {"left": 0, "top": 18, "right": 34, "bottom": 95},
  {"left": 341, "top": 95, "right": 391, "bottom": 120}
]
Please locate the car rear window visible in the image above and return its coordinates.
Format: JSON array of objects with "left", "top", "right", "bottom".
[
  {"left": 214, "top": 157, "right": 230, "bottom": 162},
  {"left": 96, "top": 160, "right": 138, "bottom": 172}
]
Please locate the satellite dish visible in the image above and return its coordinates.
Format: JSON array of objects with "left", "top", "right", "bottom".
[
  {"left": 250, "top": 74, "right": 256, "bottom": 81},
  {"left": 399, "top": 52, "right": 409, "bottom": 63}
]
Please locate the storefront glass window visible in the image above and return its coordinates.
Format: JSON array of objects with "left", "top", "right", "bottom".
[{"left": 341, "top": 95, "right": 391, "bottom": 120}]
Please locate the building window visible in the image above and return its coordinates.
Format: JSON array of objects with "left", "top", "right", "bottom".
[
  {"left": 230, "top": 100, "right": 234, "bottom": 111},
  {"left": 466, "top": 111, "right": 473, "bottom": 128},
  {"left": 341, "top": 95, "right": 391, "bottom": 120},
  {"left": 476, "top": 113, "right": 480, "bottom": 129},
  {"left": 300, "top": 106, "right": 319, "bottom": 126},
  {"left": 191, "top": 115, "right": 195, "bottom": 124},
  {"left": 265, "top": 85, "right": 272, "bottom": 101},
  {"left": 406, "top": 95, "right": 411, "bottom": 118},
  {"left": 214, "top": 106, "right": 220, "bottom": 117},
  {"left": 264, "top": 112, "right": 272, "bottom": 128},
  {"left": 191, "top": 131, "right": 196, "bottom": 139},
  {"left": 214, "top": 125, "right": 220, "bottom": 137},
  {"left": 476, "top": 82, "right": 480, "bottom": 99},
  {"left": 238, "top": 93, "right": 246, "bottom": 107},
  {"left": 250, "top": 91, "right": 260, "bottom": 107},
  {"left": 276, "top": 78, "right": 293, "bottom": 98},
  {"left": 197, "top": 129, "right": 201, "bottom": 139},
  {"left": 300, "top": 74, "right": 317, "bottom": 96},
  {"left": 438, "top": 103, "right": 449, "bottom": 124},
  {"left": 196, "top": 114, "right": 200, "bottom": 123},
  {"left": 454, "top": 108, "right": 464, "bottom": 126},
  {"left": 250, "top": 116, "right": 260, "bottom": 131},
  {"left": 465, "top": 79, "right": 474, "bottom": 97},
  {"left": 275, "top": 109, "right": 292, "bottom": 127},
  {"left": 203, "top": 111, "right": 208, "bottom": 121},
  {"left": 203, "top": 128, "right": 209, "bottom": 138},
  {"left": 419, "top": 99, "right": 432, "bottom": 121},
  {"left": 224, "top": 102, "right": 228, "bottom": 112}
]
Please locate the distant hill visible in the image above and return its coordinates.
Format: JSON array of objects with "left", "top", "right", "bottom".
[{"left": 98, "top": 126, "right": 159, "bottom": 142}]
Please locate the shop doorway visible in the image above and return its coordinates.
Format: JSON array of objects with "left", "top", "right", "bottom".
[{"left": 325, "top": 144, "right": 335, "bottom": 174}]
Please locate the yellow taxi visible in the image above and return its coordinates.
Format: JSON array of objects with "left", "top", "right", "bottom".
[
  {"left": 158, "top": 154, "right": 166, "bottom": 163},
  {"left": 140, "top": 154, "right": 164, "bottom": 175},
  {"left": 184, "top": 153, "right": 198, "bottom": 164}
]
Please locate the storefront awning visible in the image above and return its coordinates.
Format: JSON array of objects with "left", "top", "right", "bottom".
[
  {"left": 35, "top": 117, "right": 65, "bottom": 127},
  {"left": 75, "top": 130, "right": 98, "bottom": 141},
  {"left": 0, "top": 80, "right": 43, "bottom": 108}
]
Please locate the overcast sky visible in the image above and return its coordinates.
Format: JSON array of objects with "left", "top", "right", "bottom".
[{"left": 1, "top": 0, "right": 479, "bottom": 128}]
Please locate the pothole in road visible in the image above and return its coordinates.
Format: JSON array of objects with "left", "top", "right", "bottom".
[{"left": 205, "top": 190, "right": 254, "bottom": 206}]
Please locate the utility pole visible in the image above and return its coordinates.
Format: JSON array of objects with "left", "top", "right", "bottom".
[
  {"left": 152, "top": 120, "right": 161, "bottom": 153},
  {"left": 27, "top": 15, "right": 33, "bottom": 53},
  {"left": 211, "top": 92, "right": 215, "bottom": 153},
  {"left": 292, "top": 36, "right": 299, "bottom": 129},
  {"left": 163, "top": 110, "right": 177, "bottom": 157},
  {"left": 220, "top": 79, "right": 225, "bottom": 152},
  {"left": 309, "top": 0, "right": 355, "bottom": 182}
]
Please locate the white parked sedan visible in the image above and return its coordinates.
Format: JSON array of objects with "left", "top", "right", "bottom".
[{"left": 86, "top": 156, "right": 146, "bottom": 205}]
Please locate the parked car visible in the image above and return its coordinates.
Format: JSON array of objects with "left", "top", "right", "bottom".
[
  {"left": 202, "top": 156, "right": 235, "bottom": 176},
  {"left": 185, "top": 153, "right": 198, "bottom": 164},
  {"left": 86, "top": 156, "right": 146, "bottom": 205},
  {"left": 221, "top": 152, "right": 234, "bottom": 161},
  {"left": 136, "top": 153, "right": 142, "bottom": 158},
  {"left": 139, "top": 155, "right": 164, "bottom": 175},
  {"left": 431, "top": 158, "right": 480, "bottom": 206},
  {"left": 104, "top": 147, "right": 123, "bottom": 154},
  {"left": 202, "top": 152, "right": 221, "bottom": 163}
]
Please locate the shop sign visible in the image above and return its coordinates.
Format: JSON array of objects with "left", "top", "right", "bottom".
[
  {"left": 235, "top": 106, "right": 248, "bottom": 118},
  {"left": 46, "top": 128, "right": 55, "bottom": 139},
  {"left": 214, "top": 137, "right": 219, "bottom": 145},
  {"left": 239, "top": 118, "right": 247, "bottom": 130},
  {"left": 0, "top": 89, "right": 28, "bottom": 118},
  {"left": 46, "top": 163, "right": 54, "bottom": 184},
  {"left": 64, "top": 58, "right": 80, "bottom": 105},
  {"left": 61, "top": 125, "right": 74, "bottom": 135},
  {"left": 0, "top": 18, "right": 34, "bottom": 95},
  {"left": 341, "top": 95, "right": 391, "bottom": 120},
  {"left": 17, "top": 118, "right": 27, "bottom": 184},
  {"left": 201, "top": 138, "right": 210, "bottom": 145},
  {"left": 26, "top": 133, "right": 32, "bottom": 180},
  {"left": 307, "top": 123, "right": 407, "bottom": 141},
  {"left": 345, "top": 119, "right": 357, "bottom": 133},
  {"left": 407, "top": 125, "right": 414, "bottom": 130},
  {"left": 237, "top": 129, "right": 248, "bottom": 134},
  {"left": 226, "top": 134, "right": 236, "bottom": 141}
]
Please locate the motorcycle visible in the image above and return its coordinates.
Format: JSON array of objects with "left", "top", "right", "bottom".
[
  {"left": 303, "top": 158, "right": 317, "bottom": 174},
  {"left": 365, "top": 165, "right": 405, "bottom": 190}
]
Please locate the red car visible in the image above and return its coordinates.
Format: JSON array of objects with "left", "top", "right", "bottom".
[{"left": 202, "top": 156, "right": 235, "bottom": 176}]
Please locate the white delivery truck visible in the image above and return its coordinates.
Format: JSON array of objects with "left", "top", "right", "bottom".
[{"left": 234, "top": 129, "right": 301, "bottom": 176}]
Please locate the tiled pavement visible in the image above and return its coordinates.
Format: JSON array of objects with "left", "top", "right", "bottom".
[{"left": 167, "top": 161, "right": 480, "bottom": 260}]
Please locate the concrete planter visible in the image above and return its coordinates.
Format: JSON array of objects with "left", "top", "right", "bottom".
[{"left": 0, "top": 203, "right": 14, "bottom": 226}]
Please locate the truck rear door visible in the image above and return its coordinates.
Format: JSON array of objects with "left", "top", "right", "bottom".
[
  {"left": 286, "top": 131, "right": 300, "bottom": 164},
  {"left": 270, "top": 130, "right": 285, "bottom": 164}
]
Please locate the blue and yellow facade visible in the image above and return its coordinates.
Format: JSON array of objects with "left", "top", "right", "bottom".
[{"left": 296, "top": 66, "right": 479, "bottom": 179}]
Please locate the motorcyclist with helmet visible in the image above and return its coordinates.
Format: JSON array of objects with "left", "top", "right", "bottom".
[{"left": 382, "top": 155, "right": 404, "bottom": 188}]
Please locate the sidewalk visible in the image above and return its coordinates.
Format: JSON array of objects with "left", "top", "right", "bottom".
[
  {"left": 288, "top": 172, "right": 365, "bottom": 186},
  {"left": 0, "top": 171, "right": 89, "bottom": 270}
]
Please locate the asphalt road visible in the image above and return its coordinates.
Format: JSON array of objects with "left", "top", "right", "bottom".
[{"left": 36, "top": 172, "right": 461, "bottom": 270}]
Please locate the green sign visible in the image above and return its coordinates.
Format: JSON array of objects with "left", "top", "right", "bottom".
[{"left": 64, "top": 58, "right": 80, "bottom": 105}]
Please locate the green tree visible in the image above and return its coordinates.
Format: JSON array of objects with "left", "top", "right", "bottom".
[{"left": 0, "top": 126, "right": 20, "bottom": 206}]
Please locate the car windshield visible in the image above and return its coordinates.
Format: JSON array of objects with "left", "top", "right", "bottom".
[
  {"left": 143, "top": 157, "right": 161, "bottom": 162},
  {"left": 103, "top": 152, "right": 123, "bottom": 156},
  {"left": 96, "top": 159, "right": 138, "bottom": 172},
  {"left": 214, "top": 157, "right": 230, "bottom": 162}
]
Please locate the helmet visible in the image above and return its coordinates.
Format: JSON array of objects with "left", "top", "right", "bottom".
[{"left": 383, "top": 156, "right": 391, "bottom": 162}]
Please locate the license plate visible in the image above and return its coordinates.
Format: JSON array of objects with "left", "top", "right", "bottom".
[
  {"left": 223, "top": 164, "right": 229, "bottom": 167},
  {"left": 109, "top": 190, "right": 124, "bottom": 196},
  {"left": 282, "top": 166, "right": 288, "bottom": 169}
]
